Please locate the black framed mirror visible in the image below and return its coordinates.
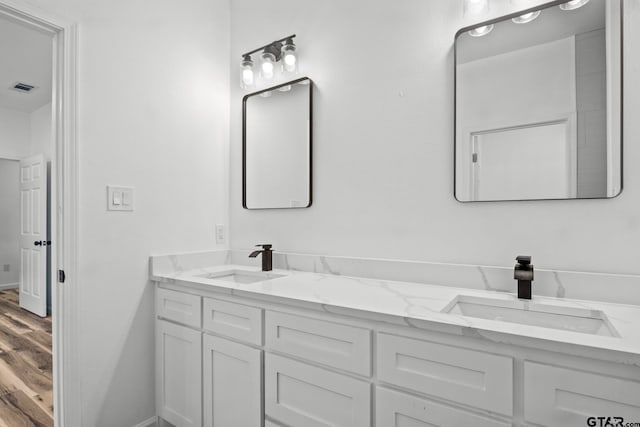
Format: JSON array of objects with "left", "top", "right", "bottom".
[
  {"left": 454, "top": 0, "right": 622, "bottom": 202},
  {"left": 243, "top": 77, "right": 313, "bottom": 209}
]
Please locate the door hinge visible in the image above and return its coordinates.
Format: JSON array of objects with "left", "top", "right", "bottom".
[
  {"left": 58, "top": 270, "right": 66, "bottom": 283},
  {"left": 472, "top": 153, "right": 478, "bottom": 163}
]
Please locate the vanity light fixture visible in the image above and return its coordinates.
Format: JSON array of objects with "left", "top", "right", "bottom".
[
  {"left": 468, "top": 24, "right": 494, "bottom": 37},
  {"left": 512, "top": 10, "right": 541, "bottom": 23},
  {"left": 240, "top": 34, "right": 299, "bottom": 90},
  {"left": 559, "top": 0, "right": 590, "bottom": 10}
]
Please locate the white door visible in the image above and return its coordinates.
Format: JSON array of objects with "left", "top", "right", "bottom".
[
  {"left": 471, "top": 121, "right": 576, "bottom": 201},
  {"left": 203, "top": 335, "right": 262, "bottom": 427},
  {"left": 19, "top": 154, "right": 47, "bottom": 317}
]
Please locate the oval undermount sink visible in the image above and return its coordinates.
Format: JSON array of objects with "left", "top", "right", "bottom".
[
  {"left": 197, "top": 269, "right": 285, "bottom": 285},
  {"left": 443, "top": 295, "right": 618, "bottom": 337}
]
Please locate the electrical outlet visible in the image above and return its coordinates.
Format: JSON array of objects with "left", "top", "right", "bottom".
[
  {"left": 215, "top": 224, "right": 226, "bottom": 244},
  {"left": 3, "top": 264, "right": 9, "bottom": 272}
]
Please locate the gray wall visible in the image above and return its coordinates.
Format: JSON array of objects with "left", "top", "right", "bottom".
[{"left": 0, "top": 159, "right": 19, "bottom": 286}]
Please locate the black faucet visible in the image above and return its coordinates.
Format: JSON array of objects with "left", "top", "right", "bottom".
[
  {"left": 514, "top": 255, "right": 534, "bottom": 300},
  {"left": 249, "top": 244, "right": 273, "bottom": 272}
]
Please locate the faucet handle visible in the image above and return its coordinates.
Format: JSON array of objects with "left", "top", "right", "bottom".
[
  {"left": 256, "top": 244, "right": 273, "bottom": 250},
  {"left": 516, "top": 255, "right": 532, "bottom": 266}
]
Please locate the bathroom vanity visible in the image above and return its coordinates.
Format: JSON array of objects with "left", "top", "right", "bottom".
[{"left": 151, "top": 251, "right": 640, "bottom": 427}]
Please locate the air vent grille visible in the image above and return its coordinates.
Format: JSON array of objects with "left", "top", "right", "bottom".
[{"left": 10, "top": 82, "right": 37, "bottom": 93}]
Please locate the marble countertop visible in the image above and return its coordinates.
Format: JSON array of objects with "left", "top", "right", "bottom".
[{"left": 151, "top": 263, "right": 640, "bottom": 363}]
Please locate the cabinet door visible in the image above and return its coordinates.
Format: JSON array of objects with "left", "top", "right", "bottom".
[
  {"left": 203, "top": 335, "right": 262, "bottom": 427},
  {"left": 265, "top": 353, "right": 371, "bottom": 427},
  {"left": 156, "top": 320, "right": 202, "bottom": 427},
  {"left": 376, "top": 387, "right": 510, "bottom": 427}
]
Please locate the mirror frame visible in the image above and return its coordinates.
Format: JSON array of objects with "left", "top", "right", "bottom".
[
  {"left": 453, "top": 0, "right": 623, "bottom": 203},
  {"left": 242, "top": 76, "right": 313, "bottom": 210}
]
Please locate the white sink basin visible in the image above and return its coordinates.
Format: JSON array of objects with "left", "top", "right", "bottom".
[
  {"left": 197, "top": 269, "right": 285, "bottom": 285},
  {"left": 443, "top": 295, "right": 618, "bottom": 337}
]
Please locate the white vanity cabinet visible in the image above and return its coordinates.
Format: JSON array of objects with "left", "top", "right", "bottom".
[{"left": 155, "top": 284, "right": 640, "bottom": 427}]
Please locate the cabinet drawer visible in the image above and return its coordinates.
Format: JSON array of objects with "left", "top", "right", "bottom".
[
  {"left": 265, "top": 311, "right": 371, "bottom": 376},
  {"left": 157, "top": 288, "right": 201, "bottom": 328},
  {"left": 524, "top": 362, "right": 640, "bottom": 426},
  {"left": 265, "top": 353, "right": 371, "bottom": 427},
  {"left": 377, "top": 333, "right": 513, "bottom": 416},
  {"left": 376, "top": 387, "right": 510, "bottom": 427},
  {"left": 203, "top": 298, "right": 263, "bottom": 345}
]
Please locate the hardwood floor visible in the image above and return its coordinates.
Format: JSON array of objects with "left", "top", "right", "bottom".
[{"left": 0, "top": 289, "right": 53, "bottom": 427}]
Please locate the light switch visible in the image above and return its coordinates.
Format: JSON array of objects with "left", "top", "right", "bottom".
[{"left": 107, "top": 186, "right": 134, "bottom": 211}]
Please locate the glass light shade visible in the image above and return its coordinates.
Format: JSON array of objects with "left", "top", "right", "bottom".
[
  {"left": 512, "top": 10, "right": 541, "bottom": 23},
  {"left": 559, "top": 0, "right": 590, "bottom": 10},
  {"left": 468, "top": 24, "right": 494, "bottom": 37},
  {"left": 463, "top": 0, "right": 489, "bottom": 17},
  {"left": 240, "top": 57, "right": 255, "bottom": 89},
  {"left": 260, "top": 51, "right": 276, "bottom": 80},
  {"left": 281, "top": 43, "right": 298, "bottom": 74}
]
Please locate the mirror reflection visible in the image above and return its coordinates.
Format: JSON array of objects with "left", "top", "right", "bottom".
[
  {"left": 243, "top": 77, "right": 312, "bottom": 209},
  {"left": 455, "top": 0, "right": 621, "bottom": 202}
]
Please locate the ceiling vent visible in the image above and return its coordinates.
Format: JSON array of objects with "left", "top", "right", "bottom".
[{"left": 10, "top": 82, "right": 37, "bottom": 93}]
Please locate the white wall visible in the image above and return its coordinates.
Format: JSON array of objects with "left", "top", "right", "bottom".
[
  {"left": 0, "top": 105, "right": 30, "bottom": 158},
  {"left": 0, "top": 159, "right": 19, "bottom": 285},
  {"left": 229, "top": 0, "right": 640, "bottom": 275},
  {"left": 29, "top": 102, "right": 52, "bottom": 160},
  {"left": 16, "top": 0, "right": 231, "bottom": 425}
]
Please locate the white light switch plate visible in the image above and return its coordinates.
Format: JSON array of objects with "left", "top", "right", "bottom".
[{"left": 107, "top": 186, "right": 134, "bottom": 211}]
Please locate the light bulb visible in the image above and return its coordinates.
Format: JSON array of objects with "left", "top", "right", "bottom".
[
  {"left": 512, "top": 10, "right": 541, "bottom": 24},
  {"left": 242, "top": 69, "right": 254, "bottom": 86},
  {"left": 463, "top": 0, "right": 489, "bottom": 17},
  {"left": 284, "top": 53, "right": 296, "bottom": 70},
  {"left": 262, "top": 62, "right": 274, "bottom": 78},
  {"left": 468, "top": 24, "right": 494, "bottom": 37},
  {"left": 260, "top": 51, "right": 276, "bottom": 80},
  {"left": 559, "top": 0, "right": 590, "bottom": 10}
]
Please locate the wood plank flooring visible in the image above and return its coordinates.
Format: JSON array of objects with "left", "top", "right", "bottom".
[{"left": 0, "top": 289, "right": 53, "bottom": 427}]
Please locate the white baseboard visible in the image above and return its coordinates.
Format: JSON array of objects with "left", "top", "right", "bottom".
[
  {"left": 133, "top": 416, "right": 157, "bottom": 427},
  {"left": 0, "top": 283, "right": 18, "bottom": 291}
]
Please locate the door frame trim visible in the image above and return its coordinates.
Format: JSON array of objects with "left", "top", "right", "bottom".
[{"left": 0, "top": 1, "right": 80, "bottom": 425}]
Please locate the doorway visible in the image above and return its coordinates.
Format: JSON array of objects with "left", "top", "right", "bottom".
[
  {"left": 0, "top": 1, "right": 78, "bottom": 426},
  {"left": 0, "top": 10, "right": 54, "bottom": 424}
]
